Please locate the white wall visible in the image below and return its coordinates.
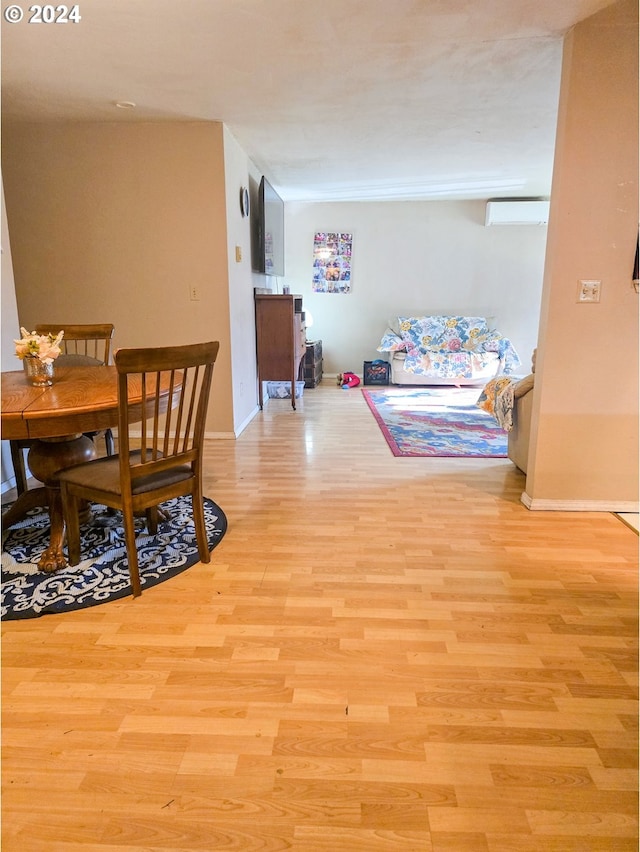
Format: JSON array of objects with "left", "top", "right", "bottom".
[
  {"left": 1, "top": 178, "right": 20, "bottom": 491},
  {"left": 222, "top": 128, "right": 299, "bottom": 431},
  {"left": 1, "top": 182, "right": 19, "bottom": 366},
  {"left": 281, "top": 199, "right": 547, "bottom": 375},
  {"left": 223, "top": 126, "right": 261, "bottom": 434}
]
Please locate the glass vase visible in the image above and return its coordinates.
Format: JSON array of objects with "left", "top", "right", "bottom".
[{"left": 23, "top": 355, "right": 54, "bottom": 386}]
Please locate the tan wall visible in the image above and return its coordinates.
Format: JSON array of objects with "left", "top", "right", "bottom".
[
  {"left": 1, "top": 121, "right": 235, "bottom": 435},
  {"left": 526, "top": 0, "right": 639, "bottom": 508}
]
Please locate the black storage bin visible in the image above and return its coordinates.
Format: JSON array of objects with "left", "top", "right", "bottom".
[{"left": 363, "top": 360, "right": 390, "bottom": 385}]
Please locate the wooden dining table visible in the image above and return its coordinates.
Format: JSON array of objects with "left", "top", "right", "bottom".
[{"left": 2, "top": 364, "right": 174, "bottom": 572}]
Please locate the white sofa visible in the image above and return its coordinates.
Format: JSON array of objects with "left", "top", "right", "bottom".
[
  {"left": 476, "top": 350, "right": 536, "bottom": 473},
  {"left": 508, "top": 381, "right": 534, "bottom": 473},
  {"left": 378, "top": 315, "right": 521, "bottom": 386}
]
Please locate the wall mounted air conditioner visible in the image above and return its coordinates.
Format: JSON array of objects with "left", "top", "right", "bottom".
[{"left": 485, "top": 200, "right": 550, "bottom": 226}]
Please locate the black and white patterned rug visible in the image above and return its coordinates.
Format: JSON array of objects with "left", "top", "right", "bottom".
[{"left": 1, "top": 495, "right": 227, "bottom": 620}]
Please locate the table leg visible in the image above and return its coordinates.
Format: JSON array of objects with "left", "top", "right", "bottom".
[
  {"left": 39, "top": 485, "right": 67, "bottom": 571},
  {"left": 2, "top": 434, "right": 97, "bottom": 572}
]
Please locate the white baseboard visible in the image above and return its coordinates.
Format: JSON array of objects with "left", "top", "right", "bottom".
[
  {"left": 202, "top": 403, "right": 261, "bottom": 439},
  {"left": 229, "top": 404, "right": 261, "bottom": 438},
  {"left": 128, "top": 429, "right": 240, "bottom": 440},
  {"left": 1, "top": 476, "right": 17, "bottom": 495},
  {"left": 203, "top": 431, "right": 238, "bottom": 440},
  {"left": 127, "top": 406, "right": 260, "bottom": 444},
  {"left": 521, "top": 492, "right": 640, "bottom": 513}
]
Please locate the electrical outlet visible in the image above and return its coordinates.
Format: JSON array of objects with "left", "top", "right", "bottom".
[
  {"left": 577, "top": 279, "right": 601, "bottom": 303},
  {"left": 189, "top": 285, "right": 200, "bottom": 301}
]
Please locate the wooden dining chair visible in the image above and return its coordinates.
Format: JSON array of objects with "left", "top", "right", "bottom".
[
  {"left": 36, "top": 322, "right": 114, "bottom": 365},
  {"left": 59, "top": 340, "right": 220, "bottom": 597},
  {"left": 10, "top": 323, "right": 116, "bottom": 494}
]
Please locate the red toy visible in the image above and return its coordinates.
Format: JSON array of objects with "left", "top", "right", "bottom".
[{"left": 337, "top": 371, "right": 360, "bottom": 389}]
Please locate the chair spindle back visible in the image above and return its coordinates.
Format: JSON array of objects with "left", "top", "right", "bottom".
[
  {"left": 34, "top": 323, "right": 114, "bottom": 365},
  {"left": 115, "top": 341, "right": 219, "bottom": 490}
]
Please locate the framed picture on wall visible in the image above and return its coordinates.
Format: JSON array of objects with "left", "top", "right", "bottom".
[{"left": 312, "top": 232, "right": 352, "bottom": 293}]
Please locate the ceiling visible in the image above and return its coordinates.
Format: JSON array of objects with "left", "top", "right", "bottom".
[{"left": 0, "top": 0, "right": 616, "bottom": 202}]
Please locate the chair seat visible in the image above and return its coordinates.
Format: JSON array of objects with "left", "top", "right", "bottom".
[
  {"left": 59, "top": 452, "right": 193, "bottom": 496},
  {"left": 60, "top": 339, "right": 219, "bottom": 597}
]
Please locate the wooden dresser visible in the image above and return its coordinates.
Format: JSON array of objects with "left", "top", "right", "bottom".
[{"left": 255, "top": 293, "right": 306, "bottom": 410}]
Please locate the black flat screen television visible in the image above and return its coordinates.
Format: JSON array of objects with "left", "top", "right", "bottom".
[{"left": 253, "top": 176, "right": 285, "bottom": 277}]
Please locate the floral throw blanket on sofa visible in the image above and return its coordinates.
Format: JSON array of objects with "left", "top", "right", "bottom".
[
  {"left": 476, "top": 372, "right": 535, "bottom": 432},
  {"left": 378, "top": 316, "right": 520, "bottom": 379},
  {"left": 476, "top": 376, "right": 516, "bottom": 431}
]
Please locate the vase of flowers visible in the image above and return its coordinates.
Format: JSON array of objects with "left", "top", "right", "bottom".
[{"left": 14, "top": 327, "right": 64, "bottom": 386}]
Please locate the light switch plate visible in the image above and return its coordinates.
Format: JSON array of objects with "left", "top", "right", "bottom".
[{"left": 577, "top": 279, "right": 601, "bottom": 302}]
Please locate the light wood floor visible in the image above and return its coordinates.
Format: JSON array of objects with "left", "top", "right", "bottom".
[{"left": 2, "top": 383, "right": 638, "bottom": 851}]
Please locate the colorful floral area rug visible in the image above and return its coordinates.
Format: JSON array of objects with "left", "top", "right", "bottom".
[
  {"left": 362, "top": 386, "right": 508, "bottom": 458},
  {"left": 1, "top": 495, "right": 227, "bottom": 620}
]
